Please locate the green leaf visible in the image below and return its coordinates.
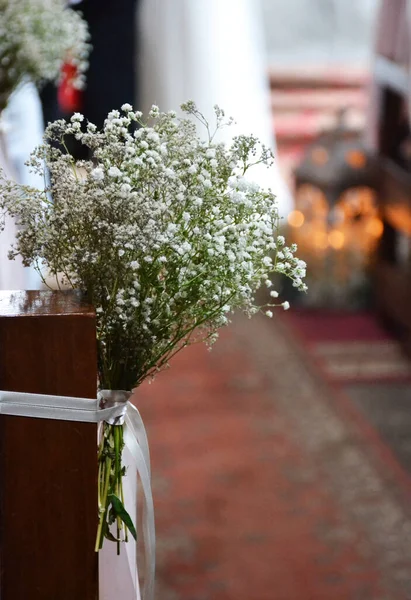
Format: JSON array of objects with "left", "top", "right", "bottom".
[
  {"left": 103, "top": 520, "right": 121, "bottom": 543},
  {"left": 108, "top": 494, "right": 137, "bottom": 540},
  {"left": 108, "top": 506, "right": 116, "bottom": 525}
]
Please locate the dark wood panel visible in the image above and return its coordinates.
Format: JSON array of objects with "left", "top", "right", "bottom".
[
  {"left": 0, "top": 291, "right": 98, "bottom": 600},
  {"left": 378, "top": 159, "right": 411, "bottom": 211},
  {"left": 375, "top": 262, "right": 411, "bottom": 326},
  {"left": 374, "top": 261, "right": 411, "bottom": 357}
]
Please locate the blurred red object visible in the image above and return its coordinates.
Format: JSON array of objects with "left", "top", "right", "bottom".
[{"left": 57, "top": 62, "right": 83, "bottom": 113}]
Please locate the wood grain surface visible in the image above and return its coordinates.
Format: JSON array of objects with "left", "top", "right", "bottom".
[{"left": 0, "top": 291, "right": 98, "bottom": 600}]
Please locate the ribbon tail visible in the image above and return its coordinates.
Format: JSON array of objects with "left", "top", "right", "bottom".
[
  {"left": 124, "top": 410, "right": 155, "bottom": 600},
  {"left": 125, "top": 403, "right": 151, "bottom": 476}
]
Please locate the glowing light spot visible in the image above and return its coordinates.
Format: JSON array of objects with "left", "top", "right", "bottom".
[
  {"left": 287, "top": 210, "right": 305, "bottom": 228},
  {"left": 311, "top": 147, "right": 329, "bottom": 166},
  {"left": 328, "top": 230, "right": 345, "bottom": 249},
  {"left": 366, "top": 218, "right": 384, "bottom": 237},
  {"left": 345, "top": 150, "right": 366, "bottom": 169}
]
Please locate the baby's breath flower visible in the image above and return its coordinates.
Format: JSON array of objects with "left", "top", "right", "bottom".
[
  {"left": 0, "top": 101, "right": 305, "bottom": 390},
  {"left": 91, "top": 167, "right": 104, "bottom": 181},
  {"left": 108, "top": 166, "right": 121, "bottom": 178},
  {"left": 149, "top": 104, "right": 160, "bottom": 118}
]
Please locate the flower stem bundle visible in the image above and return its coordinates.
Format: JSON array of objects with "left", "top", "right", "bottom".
[{"left": 96, "top": 423, "right": 134, "bottom": 554}]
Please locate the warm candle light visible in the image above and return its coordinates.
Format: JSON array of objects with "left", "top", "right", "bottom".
[
  {"left": 311, "top": 146, "right": 329, "bottom": 166},
  {"left": 288, "top": 210, "right": 305, "bottom": 228},
  {"left": 365, "top": 217, "right": 384, "bottom": 237},
  {"left": 345, "top": 150, "right": 367, "bottom": 169},
  {"left": 328, "top": 230, "right": 345, "bottom": 249},
  {"left": 385, "top": 205, "right": 411, "bottom": 235}
]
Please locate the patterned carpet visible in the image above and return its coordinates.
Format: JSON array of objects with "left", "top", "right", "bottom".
[
  {"left": 282, "top": 310, "right": 411, "bottom": 384},
  {"left": 136, "top": 313, "right": 411, "bottom": 600}
]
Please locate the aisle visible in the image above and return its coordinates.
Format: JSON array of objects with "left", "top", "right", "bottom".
[
  {"left": 136, "top": 313, "right": 411, "bottom": 600},
  {"left": 283, "top": 309, "right": 411, "bottom": 475}
]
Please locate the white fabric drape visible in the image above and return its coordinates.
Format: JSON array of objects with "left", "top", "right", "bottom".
[
  {"left": 139, "top": 0, "right": 293, "bottom": 216},
  {"left": 0, "top": 82, "right": 44, "bottom": 290}
]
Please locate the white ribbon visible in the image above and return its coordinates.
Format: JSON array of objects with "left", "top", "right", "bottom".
[{"left": 0, "top": 389, "right": 155, "bottom": 600}]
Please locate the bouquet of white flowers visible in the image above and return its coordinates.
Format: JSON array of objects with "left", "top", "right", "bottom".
[
  {"left": 0, "top": 0, "right": 90, "bottom": 111},
  {"left": 0, "top": 102, "right": 306, "bottom": 552}
]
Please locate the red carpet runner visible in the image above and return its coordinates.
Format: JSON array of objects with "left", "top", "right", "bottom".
[{"left": 136, "top": 313, "right": 411, "bottom": 600}]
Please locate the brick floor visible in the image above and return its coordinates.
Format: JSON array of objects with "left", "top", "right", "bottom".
[{"left": 136, "top": 313, "right": 411, "bottom": 600}]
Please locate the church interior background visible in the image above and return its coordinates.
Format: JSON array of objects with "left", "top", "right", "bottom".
[
  {"left": 145, "top": 2, "right": 411, "bottom": 598},
  {"left": 2, "top": 1, "right": 411, "bottom": 599}
]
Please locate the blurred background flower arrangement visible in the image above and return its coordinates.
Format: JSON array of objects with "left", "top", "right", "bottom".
[{"left": 0, "top": 0, "right": 89, "bottom": 113}]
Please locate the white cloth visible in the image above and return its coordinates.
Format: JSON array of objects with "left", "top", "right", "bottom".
[
  {"left": 139, "top": 0, "right": 293, "bottom": 216},
  {"left": 0, "top": 82, "right": 44, "bottom": 290}
]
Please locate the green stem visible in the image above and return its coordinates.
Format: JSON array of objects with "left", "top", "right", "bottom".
[
  {"left": 97, "top": 460, "right": 103, "bottom": 508},
  {"left": 120, "top": 479, "right": 129, "bottom": 543},
  {"left": 119, "top": 427, "right": 129, "bottom": 543},
  {"left": 114, "top": 425, "right": 122, "bottom": 555},
  {"left": 95, "top": 455, "right": 112, "bottom": 552}
]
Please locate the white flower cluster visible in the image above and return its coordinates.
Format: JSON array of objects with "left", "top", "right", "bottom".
[
  {"left": 0, "top": 102, "right": 306, "bottom": 389},
  {"left": 0, "top": 0, "right": 90, "bottom": 110}
]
